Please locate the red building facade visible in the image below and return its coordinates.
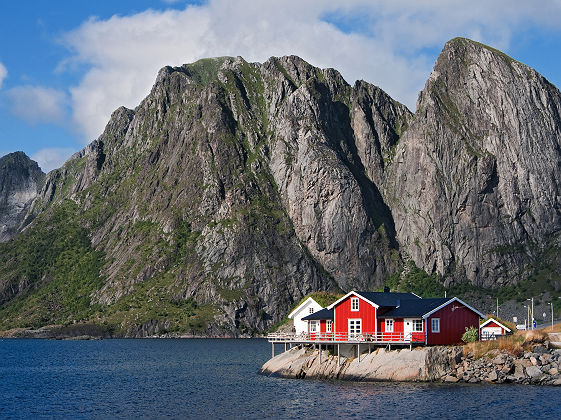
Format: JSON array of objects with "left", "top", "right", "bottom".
[{"left": 303, "top": 291, "right": 484, "bottom": 346}]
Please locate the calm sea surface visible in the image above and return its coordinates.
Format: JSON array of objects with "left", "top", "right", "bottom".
[{"left": 1, "top": 338, "right": 560, "bottom": 419}]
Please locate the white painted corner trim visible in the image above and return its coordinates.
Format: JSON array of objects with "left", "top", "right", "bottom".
[{"left": 422, "top": 297, "right": 486, "bottom": 319}]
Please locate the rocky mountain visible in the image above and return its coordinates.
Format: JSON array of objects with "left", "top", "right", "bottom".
[
  {"left": 388, "top": 38, "right": 561, "bottom": 289},
  {"left": 0, "top": 152, "right": 44, "bottom": 242},
  {"left": 1, "top": 38, "right": 560, "bottom": 336}
]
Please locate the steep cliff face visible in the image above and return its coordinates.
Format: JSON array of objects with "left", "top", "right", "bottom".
[
  {"left": 0, "top": 55, "right": 408, "bottom": 335},
  {"left": 388, "top": 38, "right": 561, "bottom": 287},
  {"left": 2, "top": 38, "right": 561, "bottom": 335},
  {"left": 0, "top": 152, "right": 44, "bottom": 242}
]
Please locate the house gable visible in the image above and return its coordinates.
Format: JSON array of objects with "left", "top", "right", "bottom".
[
  {"left": 425, "top": 299, "right": 482, "bottom": 345},
  {"left": 480, "top": 318, "right": 512, "bottom": 333}
]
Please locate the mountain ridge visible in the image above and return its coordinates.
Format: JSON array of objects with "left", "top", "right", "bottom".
[{"left": 1, "top": 38, "right": 560, "bottom": 336}]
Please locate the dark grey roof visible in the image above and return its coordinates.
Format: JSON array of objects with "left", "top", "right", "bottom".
[
  {"left": 378, "top": 298, "right": 451, "bottom": 318},
  {"left": 302, "top": 308, "right": 334, "bottom": 321},
  {"left": 354, "top": 291, "right": 421, "bottom": 307}
]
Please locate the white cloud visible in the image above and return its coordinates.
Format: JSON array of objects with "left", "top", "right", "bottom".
[
  {"left": 0, "top": 62, "right": 6, "bottom": 89},
  {"left": 59, "top": 0, "right": 561, "bottom": 141},
  {"left": 31, "top": 147, "right": 76, "bottom": 172},
  {"left": 5, "top": 85, "right": 67, "bottom": 125}
]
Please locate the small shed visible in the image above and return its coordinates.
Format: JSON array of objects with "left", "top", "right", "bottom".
[
  {"left": 480, "top": 318, "right": 512, "bottom": 341},
  {"left": 288, "top": 297, "right": 324, "bottom": 334}
]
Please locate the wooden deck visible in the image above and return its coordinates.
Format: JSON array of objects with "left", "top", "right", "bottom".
[
  {"left": 267, "top": 332, "right": 426, "bottom": 360},
  {"left": 267, "top": 331, "right": 426, "bottom": 345}
]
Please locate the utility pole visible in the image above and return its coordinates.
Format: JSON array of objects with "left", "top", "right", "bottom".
[
  {"left": 532, "top": 298, "right": 534, "bottom": 329},
  {"left": 551, "top": 302, "right": 554, "bottom": 331},
  {"left": 496, "top": 297, "right": 499, "bottom": 319}
]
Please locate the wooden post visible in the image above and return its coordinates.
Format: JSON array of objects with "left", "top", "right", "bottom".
[
  {"left": 272, "top": 342, "right": 274, "bottom": 358},
  {"left": 338, "top": 344, "right": 340, "bottom": 366},
  {"left": 368, "top": 344, "right": 371, "bottom": 354},
  {"left": 284, "top": 342, "right": 287, "bottom": 352},
  {"left": 319, "top": 344, "right": 322, "bottom": 363},
  {"left": 358, "top": 344, "right": 360, "bottom": 363}
]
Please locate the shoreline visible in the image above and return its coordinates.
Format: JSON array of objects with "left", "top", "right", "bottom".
[
  {"left": 260, "top": 341, "right": 561, "bottom": 385},
  {"left": 0, "top": 324, "right": 259, "bottom": 340}
]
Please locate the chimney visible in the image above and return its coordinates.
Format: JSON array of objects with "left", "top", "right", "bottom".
[{"left": 384, "top": 286, "right": 390, "bottom": 293}]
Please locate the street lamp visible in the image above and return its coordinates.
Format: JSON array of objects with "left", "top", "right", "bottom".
[
  {"left": 527, "top": 298, "right": 534, "bottom": 330},
  {"left": 550, "top": 302, "right": 554, "bottom": 331}
]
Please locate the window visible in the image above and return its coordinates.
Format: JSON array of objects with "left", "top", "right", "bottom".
[
  {"left": 385, "top": 319, "right": 394, "bottom": 332},
  {"left": 326, "top": 320, "right": 333, "bottom": 332},
  {"left": 310, "top": 321, "right": 318, "bottom": 332},
  {"left": 431, "top": 318, "right": 440, "bottom": 333},
  {"left": 309, "top": 307, "right": 314, "bottom": 314},
  {"left": 412, "top": 319, "right": 423, "bottom": 332},
  {"left": 351, "top": 297, "right": 359, "bottom": 311},
  {"left": 349, "top": 319, "right": 362, "bottom": 337}
]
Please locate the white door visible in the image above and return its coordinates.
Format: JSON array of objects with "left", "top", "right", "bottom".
[
  {"left": 404, "top": 319, "right": 413, "bottom": 336},
  {"left": 348, "top": 319, "right": 362, "bottom": 339}
]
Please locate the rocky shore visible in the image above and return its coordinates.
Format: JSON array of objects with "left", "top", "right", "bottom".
[{"left": 261, "top": 339, "right": 561, "bottom": 385}]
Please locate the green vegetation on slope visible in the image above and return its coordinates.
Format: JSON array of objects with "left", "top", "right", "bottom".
[{"left": 0, "top": 200, "right": 104, "bottom": 329}]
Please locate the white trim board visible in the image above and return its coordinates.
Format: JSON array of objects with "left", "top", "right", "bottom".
[
  {"left": 422, "top": 297, "right": 486, "bottom": 319},
  {"left": 288, "top": 297, "right": 320, "bottom": 319},
  {"left": 480, "top": 318, "right": 512, "bottom": 332},
  {"left": 327, "top": 291, "right": 378, "bottom": 310}
]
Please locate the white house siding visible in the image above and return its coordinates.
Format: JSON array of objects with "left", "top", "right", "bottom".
[{"left": 288, "top": 298, "right": 323, "bottom": 334}]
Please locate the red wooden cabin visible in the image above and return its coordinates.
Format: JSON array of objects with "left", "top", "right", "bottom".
[{"left": 302, "top": 291, "right": 484, "bottom": 346}]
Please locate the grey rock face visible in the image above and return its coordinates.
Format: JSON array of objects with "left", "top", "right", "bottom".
[
  {"left": 0, "top": 152, "right": 44, "bottom": 242},
  {"left": 388, "top": 38, "right": 561, "bottom": 287},
  {"left": 3, "top": 37, "right": 561, "bottom": 334},
  {"left": 5, "top": 55, "right": 407, "bottom": 333}
]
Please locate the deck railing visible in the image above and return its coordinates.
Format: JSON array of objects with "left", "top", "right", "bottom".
[{"left": 267, "top": 331, "right": 426, "bottom": 344}]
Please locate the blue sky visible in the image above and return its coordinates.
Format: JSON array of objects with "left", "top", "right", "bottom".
[{"left": 1, "top": 0, "right": 561, "bottom": 171}]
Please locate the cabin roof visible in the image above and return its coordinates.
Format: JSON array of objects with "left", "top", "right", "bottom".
[
  {"left": 378, "top": 296, "right": 486, "bottom": 319},
  {"left": 327, "top": 291, "right": 420, "bottom": 309},
  {"left": 378, "top": 298, "right": 450, "bottom": 318},
  {"left": 301, "top": 308, "right": 334, "bottom": 321},
  {"left": 480, "top": 318, "right": 512, "bottom": 332},
  {"left": 355, "top": 291, "right": 421, "bottom": 307},
  {"left": 288, "top": 297, "right": 320, "bottom": 319}
]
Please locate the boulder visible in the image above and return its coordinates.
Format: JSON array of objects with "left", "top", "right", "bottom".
[{"left": 525, "top": 365, "right": 543, "bottom": 378}]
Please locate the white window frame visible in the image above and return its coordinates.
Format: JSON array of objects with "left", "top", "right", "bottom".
[
  {"left": 412, "top": 319, "right": 423, "bottom": 332},
  {"left": 348, "top": 319, "right": 362, "bottom": 337},
  {"left": 351, "top": 297, "right": 359, "bottom": 311},
  {"left": 309, "top": 307, "right": 314, "bottom": 314},
  {"left": 310, "top": 321, "right": 318, "bottom": 333},
  {"left": 326, "top": 320, "right": 333, "bottom": 332},
  {"left": 431, "top": 318, "right": 440, "bottom": 333},
  {"left": 385, "top": 319, "right": 394, "bottom": 332}
]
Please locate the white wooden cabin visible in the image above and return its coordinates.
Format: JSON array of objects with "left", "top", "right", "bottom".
[
  {"left": 288, "top": 297, "right": 323, "bottom": 334},
  {"left": 480, "top": 318, "right": 512, "bottom": 341}
]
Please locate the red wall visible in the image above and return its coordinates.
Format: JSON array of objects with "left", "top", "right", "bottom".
[
  {"left": 378, "top": 317, "right": 405, "bottom": 333},
  {"left": 334, "top": 295, "right": 377, "bottom": 334},
  {"left": 427, "top": 301, "right": 480, "bottom": 345},
  {"left": 484, "top": 321, "right": 505, "bottom": 334}
]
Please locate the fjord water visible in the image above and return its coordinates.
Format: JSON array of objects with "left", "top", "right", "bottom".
[{"left": 1, "top": 339, "right": 560, "bottom": 419}]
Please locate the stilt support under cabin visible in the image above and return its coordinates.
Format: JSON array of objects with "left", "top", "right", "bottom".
[
  {"left": 272, "top": 342, "right": 274, "bottom": 358},
  {"left": 358, "top": 344, "right": 360, "bottom": 363},
  {"left": 337, "top": 344, "right": 340, "bottom": 366},
  {"left": 319, "top": 344, "right": 322, "bottom": 363}
]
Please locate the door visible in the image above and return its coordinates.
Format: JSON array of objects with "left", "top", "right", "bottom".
[
  {"left": 348, "top": 319, "right": 362, "bottom": 339},
  {"left": 404, "top": 319, "right": 413, "bottom": 337}
]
